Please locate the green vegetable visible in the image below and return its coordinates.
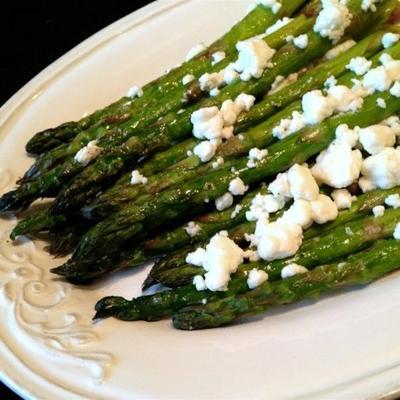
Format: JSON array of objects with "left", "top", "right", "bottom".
[
  {"left": 172, "top": 239, "right": 400, "bottom": 330},
  {"left": 52, "top": 90, "right": 400, "bottom": 280},
  {"left": 50, "top": 0, "right": 376, "bottom": 214},
  {"left": 85, "top": 30, "right": 390, "bottom": 220},
  {"left": 93, "top": 209, "right": 400, "bottom": 321},
  {"left": 26, "top": 1, "right": 305, "bottom": 155}
]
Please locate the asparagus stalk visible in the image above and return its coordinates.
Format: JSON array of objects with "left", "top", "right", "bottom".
[
  {"left": 48, "top": 0, "right": 381, "bottom": 214},
  {"left": 146, "top": 186, "right": 400, "bottom": 287},
  {"left": 52, "top": 90, "right": 400, "bottom": 279},
  {"left": 26, "top": 1, "right": 304, "bottom": 155},
  {"left": 21, "top": 5, "right": 314, "bottom": 185},
  {"left": 172, "top": 239, "right": 400, "bottom": 330},
  {"left": 157, "top": 205, "right": 400, "bottom": 288},
  {"left": 2, "top": 1, "right": 393, "bottom": 214},
  {"left": 93, "top": 209, "right": 400, "bottom": 322},
  {"left": 85, "top": 31, "right": 393, "bottom": 219},
  {"left": 0, "top": 11, "right": 321, "bottom": 213},
  {"left": 52, "top": 189, "right": 266, "bottom": 281}
]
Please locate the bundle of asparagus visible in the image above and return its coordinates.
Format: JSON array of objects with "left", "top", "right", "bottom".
[{"left": 2, "top": 0, "right": 400, "bottom": 330}]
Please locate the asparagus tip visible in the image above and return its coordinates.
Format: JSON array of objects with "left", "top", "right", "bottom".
[
  {"left": 94, "top": 296, "right": 136, "bottom": 320},
  {"left": 0, "top": 190, "right": 25, "bottom": 213}
]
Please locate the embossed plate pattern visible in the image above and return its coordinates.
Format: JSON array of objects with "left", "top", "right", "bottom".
[{"left": 1, "top": 1, "right": 400, "bottom": 399}]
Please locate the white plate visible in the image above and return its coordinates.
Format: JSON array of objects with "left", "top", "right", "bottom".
[{"left": 1, "top": 1, "right": 400, "bottom": 399}]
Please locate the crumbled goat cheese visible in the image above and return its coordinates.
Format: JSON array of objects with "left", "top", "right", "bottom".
[
  {"left": 334, "top": 124, "right": 359, "bottom": 148},
  {"left": 127, "top": 85, "right": 143, "bottom": 98},
  {"left": 211, "top": 51, "right": 226, "bottom": 65},
  {"left": 324, "top": 75, "right": 338, "bottom": 88},
  {"left": 327, "top": 85, "right": 364, "bottom": 112},
  {"left": 74, "top": 140, "right": 102, "bottom": 166},
  {"left": 377, "top": 98, "right": 387, "bottom": 108},
  {"left": 193, "top": 275, "right": 207, "bottom": 291},
  {"left": 372, "top": 205, "right": 385, "bottom": 217},
  {"left": 247, "top": 147, "right": 268, "bottom": 168},
  {"left": 210, "top": 88, "right": 220, "bottom": 97},
  {"left": 268, "top": 72, "right": 299, "bottom": 94},
  {"left": 186, "top": 247, "right": 206, "bottom": 266},
  {"left": 293, "top": 34, "right": 309, "bottom": 49},
  {"left": 182, "top": 74, "right": 195, "bottom": 85},
  {"left": 361, "top": 147, "right": 400, "bottom": 189},
  {"left": 246, "top": 193, "right": 285, "bottom": 221},
  {"left": 310, "top": 194, "right": 339, "bottom": 224},
  {"left": 302, "top": 90, "right": 337, "bottom": 124},
  {"left": 362, "top": 54, "right": 400, "bottom": 93},
  {"left": 212, "top": 156, "right": 224, "bottom": 169},
  {"left": 243, "top": 249, "right": 260, "bottom": 262},
  {"left": 358, "top": 177, "right": 376, "bottom": 192},
  {"left": 130, "top": 170, "right": 148, "bottom": 185},
  {"left": 383, "top": 115, "right": 400, "bottom": 135},
  {"left": 185, "top": 221, "right": 201, "bottom": 237},
  {"left": 274, "top": 83, "right": 364, "bottom": 140},
  {"left": 331, "top": 189, "right": 353, "bottom": 209},
  {"left": 382, "top": 32, "right": 400, "bottom": 49},
  {"left": 229, "top": 177, "right": 249, "bottom": 196},
  {"left": 359, "top": 124, "right": 395, "bottom": 155},
  {"left": 257, "top": 0, "right": 282, "bottom": 14},
  {"left": 191, "top": 106, "right": 224, "bottom": 139},
  {"left": 272, "top": 110, "right": 306, "bottom": 139},
  {"left": 188, "top": 232, "right": 244, "bottom": 291},
  {"left": 199, "top": 72, "right": 224, "bottom": 91},
  {"left": 268, "top": 172, "right": 292, "bottom": 200},
  {"left": 191, "top": 93, "right": 255, "bottom": 146},
  {"left": 247, "top": 268, "right": 269, "bottom": 289},
  {"left": 394, "top": 223, "right": 400, "bottom": 240},
  {"left": 346, "top": 57, "right": 372, "bottom": 76},
  {"left": 385, "top": 193, "right": 400, "bottom": 208},
  {"left": 255, "top": 219, "right": 303, "bottom": 261},
  {"left": 193, "top": 140, "right": 217, "bottom": 162},
  {"left": 215, "top": 192, "right": 234, "bottom": 211},
  {"left": 390, "top": 81, "right": 400, "bottom": 97},
  {"left": 224, "top": 64, "right": 240, "bottom": 85},
  {"left": 187, "top": 150, "right": 193, "bottom": 156},
  {"left": 185, "top": 43, "right": 206, "bottom": 61},
  {"left": 361, "top": 0, "right": 383, "bottom": 12},
  {"left": 281, "top": 199, "right": 314, "bottom": 229},
  {"left": 281, "top": 263, "right": 308, "bottom": 279},
  {"left": 265, "top": 16, "right": 292, "bottom": 35},
  {"left": 287, "top": 164, "right": 319, "bottom": 201},
  {"left": 313, "top": 0, "right": 352, "bottom": 43},
  {"left": 312, "top": 142, "right": 362, "bottom": 188},
  {"left": 324, "top": 39, "right": 356, "bottom": 60},
  {"left": 231, "top": 204, "right": 243, "bottom": 219},
  {"left": 234, "top": 38, "right": 276, "bottom": 80}
]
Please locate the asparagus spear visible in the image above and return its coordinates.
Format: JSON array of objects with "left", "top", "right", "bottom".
[
  {"left": 3, "top": 1, "right": 393, "bottom": 213},
  {"left": 21, "top": 4, "right": 314, "bottom": 185},
  {"left": 146, "top": 186, "right": 400, "bottom": 287},
  {"left": 26, "top": 1, "right": 303, "bottom": 155},
  {"left": 172, "top": 239, "right": 400, "bottom": 330},
  {"left": 1, "top": 11, "right": 321, "bottom": 213},
  {"left": 93, "top": 209, "right": 400, "bottom": 322},
  {"left": 85, "top": 31, "right": 393, "bottom": 219},
  {"left": 62, "top": 92, "right": 400, "bottom": 257},
  {"left": 51, "top": 188, "right": 265, "bottom": 281},
  {"left": 157, "top": 204, "right": 400, "bottom": 288},
  {"left": 52, "top": 90, "right": 400, "bottom": 279},
  {"left": 48, "top": 0, "right": 382, "bottom": 214}
]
